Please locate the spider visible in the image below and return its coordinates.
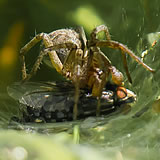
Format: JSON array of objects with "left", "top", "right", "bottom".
[{"left": 20, "top": 25, "right": 154, "bottom": 120}]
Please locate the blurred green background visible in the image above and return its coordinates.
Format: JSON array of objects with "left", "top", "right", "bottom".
[
  {"left": 0, "top": 0, "right": 160, "bottom": 160},
  {"left": 0, "top": 0, "right": 160, "bottom": 86}
]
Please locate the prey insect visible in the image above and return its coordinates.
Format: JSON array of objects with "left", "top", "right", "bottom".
[
  {"left": 8, "top": 81, "right": 136, "bottom": 122},
  {"left": 20, "top": 25, "right": 154, "bottom": 120}
]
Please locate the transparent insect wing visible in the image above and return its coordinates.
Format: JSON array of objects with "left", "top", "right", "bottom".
[
  {"left": 7, "top": 82, "right": 44, "bottom": 101},
  {"left": 20, "top": 91, "right": 73, "bottom": 112},
  {"left": 8, "top": 82, "right": 76, "bottom": 122},
  {"left": 8, "top": 82, "right": 48, "bottom": 101},
  {"left": 7, "top": 81, "right": 74, "bottom": 100}
]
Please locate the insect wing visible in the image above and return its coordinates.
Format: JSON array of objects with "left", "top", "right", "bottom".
[
  {"left": 8, "top": 82, "right": 76, "bottom": 122},
  {"left": 7, "top": 81, "right": 74, "bottom": 100}
]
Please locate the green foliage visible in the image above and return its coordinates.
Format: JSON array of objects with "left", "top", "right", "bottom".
[{"left": 0, "top": 0, "right": 160, "bottom": 160}]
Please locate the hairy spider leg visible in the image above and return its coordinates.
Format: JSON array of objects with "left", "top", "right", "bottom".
[
  {"left": 20, "top": 33, "right": 53, "bottom": 81},
  {"left": 89, "top": 25, "right": 111, "bottom": 116},
  {"left": 90, "top": 24, "right": 111, "bottom": 41},
  {"left": 73, "top": 49, "right": 82, "bottom": 120},
  {"left": 48, "top": 42, "right": 78, "bottom": 74},
  {"left": 20, "top": 32, "right": 78, "bottom": 82},
  {"left": 90, "top": 26, "right": 125, "bottom": 86},
  {"left": 90, "top": 47, "right": 124, "bottom": 115},
  {"left": 49, "top": 40, "right": 84, "bottom": 120},
  {"left": 23, "top": 50, "right": 48, "bottom": 81},
  {"left": 90, "top": 48, "right": 111, "bottom": 96},
  {"left": 90, "top": 25, "right": 133, "bottom": 83},
  {"left": 96, "top": 40, "right": 155, "bottom": 73},
  {"left": 61, "top": 27, "right": 88, "bottom": 120},
  {"left": 20, "top": 30, "right": 84, "bottom": 120},
  {"left": 90, "top": 25, "right": 125, "bottom": 115},
  {"left": 28, "top": 48, "right": 64, "bottom": 82},
  {"left": 121, "top": 51, "right": 132, "bottom": 83},
  {"left": 62, "top": 48, "right": 84, "bottom": 120}
]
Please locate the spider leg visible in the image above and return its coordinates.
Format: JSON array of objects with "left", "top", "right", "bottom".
[
  {"left": 73, "top": 49, "right": 84, "bottom": 120},
  {"left": 93, "top": 72, "right": 108, "bottom": 116},
  {"left": 90, "top": 25, "right": 132, "bottom": 83},
  {"left": 22, "top": 50, "right": 47, "bottom": 81},
  {"left": 61, "top": 48, "right": 83, "bottom": 120},
  {"left": 92, "top": 47, "right": 124, "bottom": 86},
  {"left": 90, "top": 47, "right": 125, "bottom": 115},
  {"left": 20, "top": 33, "right": 53, "bottom": 80},
  {"left": 24, "top": 48, "right": 64, "bottom": 82},
  {"left": 48, "top": 50, "right": 63, "bottom": 74},
  {"left": 90, "top": 48, "right": 111, "bottom": 115},
  {"left": 73, "top": 75, "right": 79, "bottom": 120},
  {"left": 90, "top": 25, "right": 154, "bottom": 81},
  {"left": 52, "top": 46, "right": 84, "bottom": 120},
  {"left": 20, "top": 32, "right": 77, "bottom": 81},
  {"left": 96, "top": 40, "right": 155, "bottom": 73},
  {"left": 47, "top": 43, "right": 78, "bottom": 75},
  {"left": 90, "top": 24, "right": 111, "bottom": 41},
  {"left": 121, "top": 51, "right": 132, "bottom": 83}
]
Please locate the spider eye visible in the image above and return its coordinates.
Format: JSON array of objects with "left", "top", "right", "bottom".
[{"left": 116, "top": 87, "right": 127, "bottom": 99}]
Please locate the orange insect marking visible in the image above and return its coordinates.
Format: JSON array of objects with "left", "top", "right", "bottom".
[{"left": 117, "top": 86, "right": 127, "bottom": 99}]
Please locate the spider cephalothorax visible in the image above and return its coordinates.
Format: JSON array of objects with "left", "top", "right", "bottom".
[{"left": 20, "top": 25, "right": 154, "bottom": 119}]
